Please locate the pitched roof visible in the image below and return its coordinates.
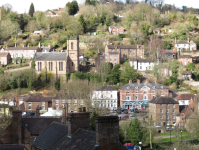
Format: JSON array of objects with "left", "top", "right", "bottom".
[
  {"left": 179, "top": 55, "right": 192, "bottom": 58},
  {"left": 149, "top": 97, "right": 179, "bottom": 104},
  {"left": 0, "top": 52, "right": 9, "bottom": 57},
  {"left": 107, "top": 45, "right": 144, "bottom": 49},
  {"left": 176, "top": 41, "right": 189, "bottom": 44},
  {"left": 53, "top": 92, "right": 89, "bottom": 100},
  {"left": 0, "top": 144, "right": 24, "bottom": 150},
  {"left": 22, "top": 117, "right": 61, "bottom": 135},
  {"left": 119, "top": 82, "right": 168, "bottom": 90},
  {"left": 5, "top": 47, "right": 40, "bottom": 50},
  {"left": 23, "top": 94, "right": 53, "bottom": 102},
  {"left": 30, "top": 122, "right": 68, "bottom": 149},
  {"left": 174, "top": 94, "right": 196, "bottom": 100},
  {"left": 129, "top": 58, "right": 154, "bottom": 63},
  {"left": 95, "top": 85, "right": 117, "bottom": 91},
  {"left": 34, "top": 52, "right": 67, "bottom": 61},
  {"left": 185, "top": 111, "right": 197, "bottom": 119}
]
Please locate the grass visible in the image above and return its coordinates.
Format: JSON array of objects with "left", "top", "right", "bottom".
[
  {"left": 158, "top": 130, "right": 189, "bottom": 136},
  {"left": 160, "top": 135, "right": 194, "bottom": 142}
]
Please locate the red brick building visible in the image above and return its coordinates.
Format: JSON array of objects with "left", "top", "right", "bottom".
[
  {"left": 108, "top": 26, "right": 125, "bottom": 35},
  {"left": 178, "top": 55, "right": 193, "bottom": 65},
  {"left": 149, "top": 97, "right": 179, "bottom": 126},
  {"left": 118, "top": 79, "right": 169, "bottom": 109}
]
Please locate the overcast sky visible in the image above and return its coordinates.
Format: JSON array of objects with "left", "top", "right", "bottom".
[{"left": 0, "top": 0, "right": 199, "bottom": 14}]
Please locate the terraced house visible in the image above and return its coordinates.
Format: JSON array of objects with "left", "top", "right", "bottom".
[
  {"left": 104, "top": 44, "right": 144, "bottom": 65},
  {"left": 118, "top": 79, "right": 169, "bottom": 110}
]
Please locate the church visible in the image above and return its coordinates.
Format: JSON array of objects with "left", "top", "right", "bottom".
[{"left": 34, "top": 35, "right": 79, "bottom": 77}]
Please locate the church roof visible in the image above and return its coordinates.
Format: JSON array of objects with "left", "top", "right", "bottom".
[{"left": 34, "top": 52, "right": 67, "bottom": 61}]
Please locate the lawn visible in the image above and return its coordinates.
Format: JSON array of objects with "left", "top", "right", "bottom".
[
  {"left": 160, "top": 135, "right": 194, "bottom": 142},
  {"left": 157, "top": 130, "right": 189, "bottom": 136}
]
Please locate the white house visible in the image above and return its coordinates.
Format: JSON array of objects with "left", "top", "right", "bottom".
[
  {"left": 130, "top": 58, "right": 154, "bottom": 71},
  {"left": 92, "top": 83, "right": 118, "bottom": 110},
  {"left": 174, "top": 94, "right": 196, "bottom": 106},
  {"left": 175, "top": 41, "right": 197, "bottom": 52}
]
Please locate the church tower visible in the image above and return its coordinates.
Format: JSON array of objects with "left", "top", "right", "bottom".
[{"left": 67, "top": 35, "right": 79, "bottom": 73}]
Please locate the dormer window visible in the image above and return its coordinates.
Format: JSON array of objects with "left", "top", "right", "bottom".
[
  {"left": 127, "top": 92, "right": 130, "bottom": 94},
  {"left": 127, "top": 86, "right": 130, "bottom": 89},
  {"left": 161, "top": 86, "right": 164, "bottom": 89},
  {"left": 135, "top": 86, "right": 138, "bottom": 89},
  {"left": 152, "top": 86, "right": 156, "bottom": 89}
]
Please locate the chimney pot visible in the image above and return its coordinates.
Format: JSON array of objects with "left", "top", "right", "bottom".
[
  {"left": 78, "top": 107, "right": 83, "bottom": 112},
  {"left": 137, "top": 79, "right": 140, "bottom": 84},
  {"left": 83, "top": 107, "right": 86, "bottom": 112},
  {"left": 129, "top": 80, "right": 132, "bottom": 84},
  {"left": 36, "top": 105, "right": 40, "bottom": 117}
]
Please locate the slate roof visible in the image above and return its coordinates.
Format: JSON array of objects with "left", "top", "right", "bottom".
[
  {"left": 22, "top": 117, "right": 61, "bottom": 135},
  {"left": 179, "top": 55, "right": 192, "bottom": 58},
  {"left": 53, "top": 92, "right": 89, "bottom": 100},
  {"left": 174, "top": 94, "right": 196, "bottom": 100},
  {"left": 34, "top": 52, "right": 67, "bottom": 61},
  {"left": 176, "top": 41, "right": 189, "bottom": 44},
  {"left": 5, "top": 47, "right": 40, "bottom": 50},
  {"left": 149, "top": 97, "right": 179, "bottom": 104},
  {"left": 129, "top": 58, "right": 154, "bottom": 63},
  {"left": 0, "top": 144, "right": 24, "bottom": 150},
  {"left": 119, "top": 82, "right": 168, "bottom": 90},
  {"left": 30, "top": 122, "right": 68, "bottom": 150},
  {"left": 107, "top": 45, "right": 144, "bottom": 49},
  {"left": 23, "top": 94, "right": 53, "bottom": 102},
  {"left": 0, "top": 52, "right": 10, "bottom": 57},
  {"left": 95, "top": 85, "right": 117, "bottom": 91}
]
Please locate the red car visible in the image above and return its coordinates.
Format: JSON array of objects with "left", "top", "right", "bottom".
[
  {"left": 140, "top": 108, "right": 146, "bottom": 111},
  {"left": 119, "top": 114, "right": 129, "bottom": 119}
]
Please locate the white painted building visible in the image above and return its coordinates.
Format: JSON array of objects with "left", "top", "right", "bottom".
[
  {"left": 175, "top": 41, "right": 197, "bottom": 52},
  {"left": 92, "top": 83, "right": 118, "bottom": 109},
  {"left": 174, "top": 94, "right": 196, "bottom": 106},
  {"left": 130, "top": 58, "right": 154, "bottom": 71}
]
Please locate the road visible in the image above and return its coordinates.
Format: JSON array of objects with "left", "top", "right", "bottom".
[{"left": 4, "top": 66, "right": 30, "bottom": 72}]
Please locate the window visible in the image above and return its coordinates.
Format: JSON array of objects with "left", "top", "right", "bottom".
[
  {"left": 135, "top": 86, "right": 138, "bottom": 89},
  {"left": 173, "top": 104, "right": 175, "bottom": 108},
  {"left": 42, "top": 102, "right": 45, "bottom": 110},
  {"left": 136, "top": 91, "right": 138, "bottom": 93},
  {"left": 140, "top": 66, "right": 142, "bottom": 69},
  {"left": 153, "top": 90, "right": 155, "bottom": 93},
  {"left": 112, "top": 49, "right": 114, "bottom": 51},
  {"left": 81, "top": 100, "right": 83, "bottom": 104},
  {"left": 136, "top": 96, "right": 138, "bottom": 100},
  {"left": 161, "top": 91, "right": 164, "bottom": 94},
  {"left": 49, "top": 62, "right": 53, "bottom": 71},
  {"left": 28, "top": 103, "right": 32, "bottom": 110},
  {"left": 173, "top": 109, "right": 175, "bottom": 113},
  {"left": 37, "top": 62, "right": 42, "bottom": 71},
  {"left": 62, "top": 100, "right": 65, "bottom": 104},
  {"left": 167, "top": 104, "right": 169, "bottom": 107},
  {"left": 101, "top": 94, "right": 103, "bottom": 98},
  {"left": 59, "top": 62, "right": 63, "bottom": 71},
  {"left": 127, "top": 92, "right": 130, "bottom": 94},
  {"left": 173, "top": 116, "right": 175, "bottom": 119},
  {"left": 160, "top": 104, "right": 163, "bottom": 107},
  {"left": 110, "top": 94, "right": 112, "bottom": 98},
  {"left": 126, "top": 96, "right": 131, "bottom": 100},
  {"left": 167, "top": 109, "right": 169, "bottom": 113},
  {"left": 56, "top": 104, "right": 59, "bottom": 110},
  {"left": 167, "top": 115, "right": 169, "bottom": 119},
  {"left": 143, "top": 95, "right": 147, "bottom": 100},
  {"left": 74, "top": 100, "right": 77, "bottom": 103},
  {"left": 56, "top": 100, "right": 59, "bottom": 104},
  {"left": 152, "top": 86, "right": 156, "bottom": 89},
  {"left": 153, "top": 95, "right": 155, "bottom": 99},
  {"left": 143, "top": 91, "right": 147, "bottom": 94},
  {"left": 71, "top": 42, "right": 73, "bottom": 49},
  {"left": 160, "top": 109, "right": 163, "bottom": 113},
  {"left": 160, "top": 115, "right": 163, "bottom": 119}
]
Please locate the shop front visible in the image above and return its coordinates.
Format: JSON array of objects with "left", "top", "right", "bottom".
[{"left": 122, "top": 100, "right": 149, "bottom": 110}]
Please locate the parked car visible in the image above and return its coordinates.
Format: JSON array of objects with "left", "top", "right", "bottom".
[
  {"left": 117, "top": 110, "right": 121, "bottom": 114},
  {"left": 130, "top": 108, "right": 138, "bottom": 112},
  {"left": 140, "top": 108, "right": 146, "bottom": 111},
  {"left": 121, "top": 108, "right": 128, "bottom": 112},
  {"left": 118, "top": 114, "right": 129, "bottom": 119},
  {"left": 124, "top": 110, "right": 128, "bottom": 114},
  {"left": 134, "top": 110, "right": 140, "bottom": 113},
  {"left": 130, "top": 113, "right": 137, "bottom": 117}
]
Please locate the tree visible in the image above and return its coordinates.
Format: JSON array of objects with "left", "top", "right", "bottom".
[
  {"left": 187, "top": 62, "right": 195, "bottom": 71},
  {"left": 100, "top": 62, "right": 113, "bottom": 82},
  {"left": 119, "top": 126, "right": 125, "bottom": 145},
  {"left": 71, "top": 0, "right": 79, "bottom": 14},
  {"left": 66, "top": 2, "right": 74, "bottom": 15},
  {"left": 90, "top": 111, "right": 99, "bottom": 130},
  {"left": 55, "top": 77, "right": 61, "bottom": 91},
  {"left": 120, "top": 61, "right": 140, "bottom": 84},
  {"left": 170, "top": 61, "right": 178, "bottom": 84},
  {"left": 105, "top": 15, "right": 111, "bottom": 26},
  {"left": 109, "top": 64, "right": 120, "bottom": 84},
  {"left": 127, "top": 117, "right": 144, "bottom": 145},
  {"left": 78, "top": 15, "right": 87, "bottom": 33},
  {"left": 163, "top": 41, "right": 171, "bottom": 49},
  {"left": 29, "top": 3, "right": 35, "bottom": 17}
]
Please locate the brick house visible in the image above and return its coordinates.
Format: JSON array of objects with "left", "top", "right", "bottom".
[
  {"left": 178, "top": 55, "right": 192, "bottom": 65},
  {"left": 23, "top": 94, "right": 53, "bottom": 115},
  {"left": 30, "top": 111, "right": 127, "bottom": 150},
  {"left": 118, "top": 79, "right": 169, "bottom": 110},
  {"left": 109, "top": 26, "right": 125, "bottom": 35},
  {"left": 52, "top": 92, "right": 90, "bottom": 112},
  {"left": 0, "top": 52, "right": 12, "bottom": 65},
  {"left": 34, "top": 36, "right": 79, "bottom": 75},
  {"left": 104, "top": 44, "right": 144, "bottom": 65},
  {"left": 0, "top": 109, "right": 61, "bottom": 150},
  {"left": 149, "top": 97, "right": 179, "bottom": 126}
]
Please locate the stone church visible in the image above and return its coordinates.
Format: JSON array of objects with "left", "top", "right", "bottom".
[{"left": 34, "top": 35, "right": 79, "bottom": 77}]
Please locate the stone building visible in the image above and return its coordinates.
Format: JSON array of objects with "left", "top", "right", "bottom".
[
  {"left": 149, "top": 97, "right": 179, "bottom": 126},
  {"left": 0, "top": 52, "right": 12, "bottom": 65},
  {"left": 34, "top": 36, "right": 79, "bottom": 76},
  {"left": 118, "top": 79, "right": 169, "bottom": 109},
  {"left": 104, "top": 44, "right": 144, "bottom": 65}
]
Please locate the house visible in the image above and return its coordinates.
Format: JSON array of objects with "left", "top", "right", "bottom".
[
  {"left": 175, "top": 40, "right": 197, "bottom": 52},
  {"left": 178, "top": 55, "right": 192, "bottom": 65},
  {"left": 104, "top": 44, "right": 144, "bottom": 65},
  {"left": 109, "top": 26, "right": 125, "bottom": 35},
  {"left": 159, "top": 67, "right": 172, "bottom": 77},
  {"left": 46, "top": 10, "right": 59, "bottom": 17},
  {"left": 130, "top": 58, "right": 154, "bottom": 71},
  {"left": 34, "top": 35, "right": 79, "bottom": 75},
  {"left": 92, "top": 83, "right": 118, "bottom": 110},
  {"left": 159, "top": 49, "right": 177, "bottom": 60},
  {"left": 149, "top": 96, "right": 179, "bottom": 126},
  {"left": 154, "top": 28, "right": 160, "bottom": 34},
  {"left": 33, "top": 30, "right": 43, "bottom": 35},
  {"left": 1, "top": 46, "right": 41, "bottom": 59},
  {"left": 174, "top": 94, "right": 197, "bottom": 112},
  {"left": 52, "top": 92, "right": 89, "bottom": 112},
  {"left": 41, "top": 45, "right": 53, "bottom": 52},
  {"left": 22, "top": 94, "right": 53, "bottom": 115},
  {"left": 181, "top": 71, "right": 192, "bottom": 80},
  {"left": 0, "top": 52, "right": 12, "bottom": 65},
  {"left": 160, "top": 10, "right": 170, "bottom": 18},
  {"left": 30, "top": 111, "right": 127, "bottom": 150},
  {"left": 0, "top": 108, "right": 62, "bottom": 149},
  {"left": 118, "top": 79, "right": 169, "bottom": 110}
]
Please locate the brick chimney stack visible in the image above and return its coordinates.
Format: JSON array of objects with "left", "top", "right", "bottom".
[
  {"left": 62, "top": 105, "right": 66, "bottom": 124},
  {"left": 129, "top": 80, "right": 132, "bottom": 84},
  {"left": 36, "top": 105, "right": 40, "bottom": 117},
  {"left": 137, "top": 79, "right": 140, "bottom": 84},
  {"left": 67, "top": 111, "right": 90, "bottom": 137},
  {"left": 146, "top": 78, "right": 149, "bottom": 84},
  {"left": 95, "top": 116, "right": 120, "bottom": 148},
  {"left": 12, "top": 110, "right": 22, "bottom": 144}
]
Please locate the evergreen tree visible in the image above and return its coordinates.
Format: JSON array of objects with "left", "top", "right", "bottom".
[
  {"left": 105, "top": 15, "right": 111, "bottom": 26},
  {"left": 90, "top": 111, "right": 99, "bottom": 130},
  {"left": 78, "top": 15, "right": 87, "bottom": 33},
  {"left": 55, "top": 77, "right": 61, "bottom": 91},
  {"left": 71, "top": 0, "right": 79, "bottom": 14},
  {"left": 29, "top": 3, "right": 35, "bottom": 17},
  {"left": 109, "top": 64, "right": 120, "bottom": 84},
  {"left": 66, "top": 2, "right": 74, "bottom": 15},
  {"left": 119, "top": 126, "right": 125, "bottom": 145},
  {"left": 170, "top": 61, "right": 178, "bottom": 83},
  {"left": 120, "top": 61, "right": 140, "bottom": 84},
  {"left": 127, "top": 117, "right": 143, "bottom": 145},
  {"left": 85, "top": 0, "right": 91, "bottom": 5}
]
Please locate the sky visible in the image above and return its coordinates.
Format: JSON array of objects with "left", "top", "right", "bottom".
[{"left": 0, "top": 0, "right": 199, "bottom": 14}]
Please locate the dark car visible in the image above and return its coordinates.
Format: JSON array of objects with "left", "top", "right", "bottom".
[
  {"left": 134, "top": 110, "right": 140, "bottom": 113},
  {"left": 121, "top": 109, "right": 128, "bottom": 112},
  {"left": 130, "top": 108, "right": 138, "bottom": 112},
  {"left": 130, "top": 113, "right": 137, "bottom": 117},
  {"left": 117, "top": 110, "right": 122, "bottom": 114}
]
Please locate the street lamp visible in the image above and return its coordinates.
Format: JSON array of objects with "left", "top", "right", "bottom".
[{"left": 181, "top": 130, "right": 182, "bottom": 142}]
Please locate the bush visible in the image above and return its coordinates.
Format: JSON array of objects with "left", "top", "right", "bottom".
[
  {"left": 66, "top": 72, "right": 71, "bottom": 80},
  {"left": 164, "top": 79, "right": 171, "bottom": 85},
  {"left": 190, "top": 90, "right": 197, "bottom": 94},
  {"left": 185, "top": 86, "right": 191, "bottom": 90},
  {"left": 118, "top": 34, "right": 125, "bottom": 38}
]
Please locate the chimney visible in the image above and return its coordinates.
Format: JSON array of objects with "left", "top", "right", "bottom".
[
  {"left": 36, "top": 105, "right": 40, "bottom": 117},
  {"left": 83, "top": 107, "right": 86, "bottom": 112},
  {"left": 137, "top": 79, "right": 140, "bottom": 84},
  {"left": 146, "top": 78, "right": 149, "bottom": 84},
  {"left": 12, "top": 110, "right": 22, "bottom": 144},
  {"left": 154, "top": 79, "right": 157, "bottom": 84},
  {"left": 68, "top": 112, "right": 90, "bottom": 137},
  {"left": 38, "top": 42, "right": 41, "bottom": 48},
  {"left": 78, "top": 107, "right": 83, "bottom": 112},
  {"left": 129, "top": 80, "right": 132, "bottom": 84},
  {"left": 62, "top": 105, "right": 66, "bottom": 124},
  {"left": 95, "top": 116, "right": 119, "bottom": 147},
  {"left": 103, "top": 82, "right": 107, "bottom": 86}
]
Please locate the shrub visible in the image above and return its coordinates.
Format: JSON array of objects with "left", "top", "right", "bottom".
[
  {"left": 185, "top": 86, "right": 191, "bottom": 90},
  {"left": 190, "top": 90, "right": 197, "bottom": 94},
  {"left": 164, "top": 79, "right": 171, "bottom": 85},
  {"left": 118, "top": 34, "right": 125, "bottom": 38}
]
